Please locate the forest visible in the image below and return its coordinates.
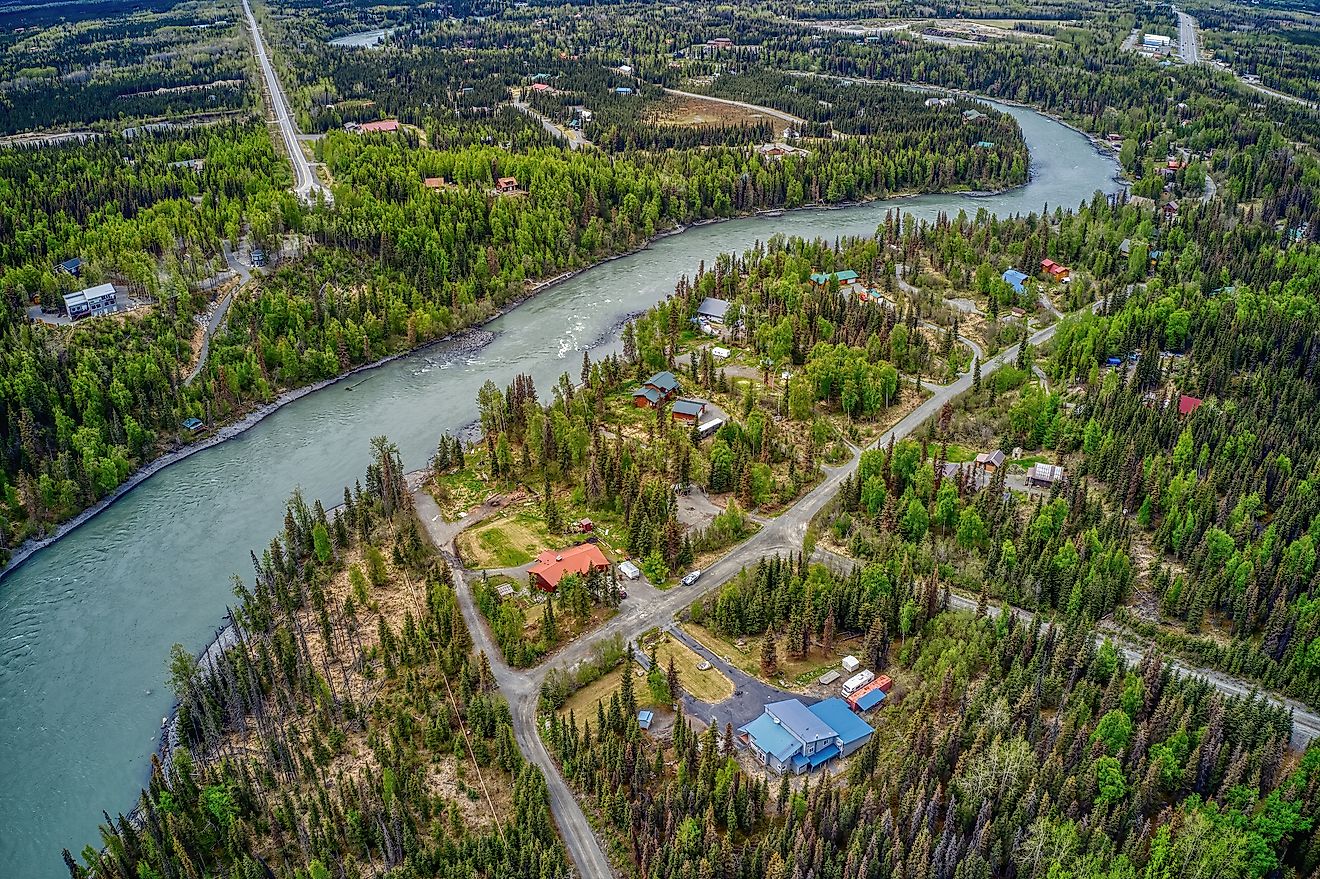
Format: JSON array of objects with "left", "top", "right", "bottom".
[
  {"left": 71, "top": 439, "right": 570, "bottom": 879},
  {"left": 550, "top": 572, "right": 1318, "bottom": 879}
]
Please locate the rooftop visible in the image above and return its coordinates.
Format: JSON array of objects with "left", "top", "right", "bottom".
[
  {"left": 529, "top": 543, "right": 608, "bottom": 589},
  {"left": 766, "top": 699, "right": 836, "bottom": 746},
  {"left": 740, "top": 712, "right": 802, "bottom": 762},
  {"left": 672, "top": 398, "right": 706, "bottom": 417},
  {"left": 645, "top": 371, "right": 680, "bottom": 393},
  {"left": 697, "top": 297, "right": 729, "bottom": 319},
  {"left": 809, "top": 698, "right": 873, "bottom": 745}
]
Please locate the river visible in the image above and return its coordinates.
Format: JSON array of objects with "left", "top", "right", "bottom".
[{"left": 0, "top": 99, "right": 1116, "bottom": 876}]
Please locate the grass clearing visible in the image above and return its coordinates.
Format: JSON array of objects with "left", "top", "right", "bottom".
[
  {"left": 681, "top": 622, "right": 852, "bottom": 688},
  {"left": 647, "top": 93, "right": 773, "bottom": 127},
  {"left": 651, "top": 635, "right": 734, "bottom": 703},
  {"left": 558, "top": 665, "right": 629, "bottom": 717}
]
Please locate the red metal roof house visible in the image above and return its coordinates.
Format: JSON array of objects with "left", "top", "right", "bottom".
[
  {"left": 1178, "top": 394, "right": 1202, "bottom": 415},
  {"left": 529, "top": 544, "right": 609, "bottom": 591}
]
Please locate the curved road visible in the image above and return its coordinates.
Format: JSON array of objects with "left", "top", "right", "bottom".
[
  {"left": 414, "top": 303, "right": 1090, "bottom": 875},
  {"left": 241, "top": 0, "right": 333, "bottom": 204}
]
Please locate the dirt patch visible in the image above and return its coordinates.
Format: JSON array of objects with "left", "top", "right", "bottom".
[{"left": 647, "top": 94, "right": 774, "bottom": 128}]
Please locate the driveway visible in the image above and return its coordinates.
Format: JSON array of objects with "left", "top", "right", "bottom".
[{"left": 664, "top": 625, "right": 813, "bottom": 734}]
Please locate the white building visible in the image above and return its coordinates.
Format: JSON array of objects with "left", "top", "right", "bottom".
[{"left": 1143, "top": 33, "right": 1172, "bottom": 49}]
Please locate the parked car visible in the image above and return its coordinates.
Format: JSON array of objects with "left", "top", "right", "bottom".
[{"left": 681, "top": 570, "right": 701, "bottom": 586}]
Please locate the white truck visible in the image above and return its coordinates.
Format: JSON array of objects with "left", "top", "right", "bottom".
[{"left": 841, "top": 669, "right": 875, "bottom": 696}]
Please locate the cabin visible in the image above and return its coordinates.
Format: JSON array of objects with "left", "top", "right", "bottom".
[
  {"left": 696, "top": 297, "right": 730, "bottom": 324},
  {"left": 181, "top": 417, "right": 205, "bottom": 433},
  {"left": 739, "top": 698, "right": 873, "bottom": 775},
  {"left": 810, "top": 269, "right": 859, "bottom": 288},
  {"left": 671, "top": 398, "right": 707, "bottom": 424},
  {"left": 496, "top": 176, "right": 520, "bottom": 194},
  {"left": 528, "top": 543, "right": 609, "bottom": 591},
  {"left": 707, "top": 37, "right": 734, "bottom": 49},
  {"left": 1040, "top": 258, "right": 1070, "bottom": 282},
  {"left": 1002, "top": 269, "right": 1028, "bottom": 294},
  {"left": 974, "top": 450, "right": 1005, "bottom": 474},
  {"left": 632, "top": 371, "right": 680, "bottom": 408},
  {"left": 57, "top": 257, "right": 83, "bottom": 277},
  {"left": 529, "top": 82, "right": 553, "bottom": 93},
  {"left": 962, "top": 109, "right": 986, "bottom": 121},
  {"left": 614, "top": 86, "right": 634, "bottom": 95},
  {"left": 1178, "top": 394, "right": 1203, "bottom": 416},
  {"left": 423, "top": 177, "right": 447, "bottom": 190},
  {"left": 975, "top": 140, "right": 995, "bottom": 149},
  {"left": 63, "top": 283, "right": 117, "bottom": 320},
  {"left": 1026, "top": 463, "right": 1065, "bottom": 488}
]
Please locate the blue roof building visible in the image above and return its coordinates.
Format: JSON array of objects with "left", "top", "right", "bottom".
[
  {"left": 1003, "top": 269, "right": 1028, "bottom": 294},
  {"left": 810, "top": 269, "right": 860, "bottom": 286},
  {"left": 637, "top": 709, "right": 654, "bottom": 730},
  {"left": 852, "top": 687, "right": 887, "bottom": 712},
  {"left": 739, "top": 697, "right": 874, "bottom": 775}
]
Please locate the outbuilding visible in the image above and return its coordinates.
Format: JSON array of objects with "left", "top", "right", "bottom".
[
  {"left": 618, "top": 560, "right": 641, "bottom": 581},
  {"left": 671, "top": 398, "right": 707, "bottom": 424},
  {"left": 1002, "top": 269, "right": 1028, "bottom": 294}
]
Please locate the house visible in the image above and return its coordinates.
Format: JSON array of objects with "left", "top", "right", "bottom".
[
  {"left": 707, "top": 37, "right": 734, "bottom": 49},
  {"left": 424, "top": 177, "right": 447, "bottom": 190},
  {"left": 1163, "top": 201, "right": 1180, "bottom": 217},
  {"left": 356, "top": 119, "right": 399, "bottom": 133},
  {"left": 739, "top": 698, "right": 874, "bottom": 774},
  {"left": 614, "top": 86, "right": 634, "bottom": 95},
  {"left": 975, "top": 140, "right": 995, "bottom": 148},
  {"left": 618, "top": 560, "right": 641, "bottom": 581},
  {"left": 975, "top": 450, "right": 1005, "bottom": 473},
  {"left": 496, "top": 176, "right": 520, "bottom": 194},
  {"left": 810, "top": 269, "right": 859, "bottom": 287},
  {"left": 181, "top": 417, "right": 205, "bottom": 433},
  {"left": 671, "top": 398, "right": 707, "bottom": 424},
  {"left": 632, "top": 370, "right": 680, "bottom": 408},
  {"left": 529, "top": 82, "right": 553, "bottom": 93},
  {"left": 1040, "top": 258, "right": 1070, "bottom": 281},
  {"left": 1002, "top": 269, "right": 1028, "bottom": 294},
  {"left": 962, "top": 109, "right": 986, "bottom": 121},
  {"left": 1178, "top": 394, "right": 1203, "bottom": 415},
  {"left": 63, "top": 283, "right": 117, "bottom": 320},
  {"left": 637, "top": 709, "right": 655, "bottom": 730},
  {"left": 711, "top": 346, "right": 731, "bottom": 360},
  {"left": 57, "top": 257, "right": 83, "bottom": 277},
  {"left": 696, "top": 297, "right": 730, "bottom": 324},
  {"left": 1026, "top": 463, "right": 1065, "bottom": 488},
  {"left": 846, "top": 678, "right": 888, "bottom": 712},
  {"left": 528, "top": 543, "right": 609, "bottom": 591}
]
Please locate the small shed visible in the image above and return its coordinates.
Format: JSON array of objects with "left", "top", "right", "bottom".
[
  {"left": 496, "top": 582, "right": 516, "bottom": 599},
  {"left": 637, "top": 710, "right": 654, "bottom": 730},
  {"left": 711, "top": 346, "right": 731, "bottom": 360},
  {"left": 672, "top": 398, "right": 707, "bottom": 424},
  {"left": 841, "top": 655, "right": 860, "bottom": 673}
]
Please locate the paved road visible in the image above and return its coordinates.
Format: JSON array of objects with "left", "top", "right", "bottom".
[
  {"left": 512, "top": 98, "right": 591, "bottom": 150},
  {"left": 241, "top": 0, "right": 333, "bottom": 204},
  {"left": 413, "top": 301, "right": 1082, "bottom": 874},
  {"left": 187, "top": 242, "right": 250, "bottom": 385},
  {"left": 1174, "top": 6, "right": 1200, "bottom": 65},
  {"left": 813, "top": 512, "right": 1320, "bottom": 750}
]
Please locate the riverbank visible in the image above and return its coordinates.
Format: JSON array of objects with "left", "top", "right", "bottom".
[{"left": 2, "top": 168, "right": 1031, "bottom": 582}]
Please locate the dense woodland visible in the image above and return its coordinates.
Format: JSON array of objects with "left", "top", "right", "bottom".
[
  {"left": 551, "top": 583, "right": 1319, "bottom": 879},
  {"left": 72, "top": 440, "right": 569, "bottom": 879}
]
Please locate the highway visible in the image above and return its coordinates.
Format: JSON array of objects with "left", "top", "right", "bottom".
[
  {"left": 241, "top": 0, "right": 332, "bottom": 204},
  {"left": 1174, "top": 5, "right": 1200, "bottom": 65}
]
